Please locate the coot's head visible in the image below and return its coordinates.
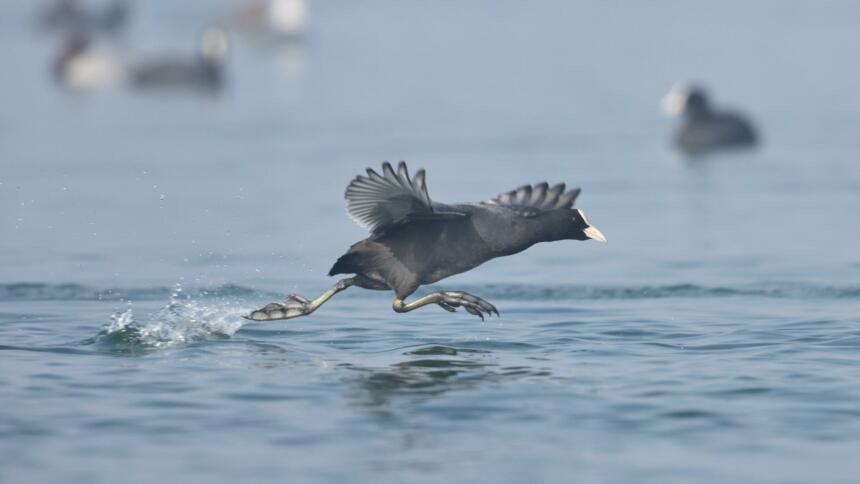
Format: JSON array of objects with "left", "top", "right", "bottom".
[
  {"left": 661, "top": 84, "right": 711, "bottom": 118},
  {"left": 567, "top": 209, "right": 607, "bottom": 243}
]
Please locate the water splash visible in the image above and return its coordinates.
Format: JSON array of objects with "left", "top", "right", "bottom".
[{"left": 85, "top": 285, "right": 246, "bottom": 354}]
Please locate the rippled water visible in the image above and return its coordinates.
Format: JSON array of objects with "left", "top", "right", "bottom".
[{"left": 3, "top": 1, "right": 860, "bottom": 483}]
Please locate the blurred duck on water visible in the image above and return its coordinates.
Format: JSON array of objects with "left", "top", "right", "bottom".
[
  {"left": 224, "top": 0, "right": 308, "bottom": 43},
  {"left": 37, "top": 0, "right": 129, "bottom": 37},
  {"left": 52, "top": 28, "right": 229, "bottom": 93},
  {"left": 52, "top": 34, "right": 125, "bottom": 90},
  {"left": 661, "top": 84, "right": 758, "bottom": 157},
  {"left": 128, "top": 28, "right": 229, "bottom": 92}
]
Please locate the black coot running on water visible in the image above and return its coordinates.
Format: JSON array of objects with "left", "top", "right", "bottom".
[
  {"left": 246, "top": 161, "right": 607, "bottom": 321},
  {"left": 661, "top": 84, "right": 758, "bottom": 157}
]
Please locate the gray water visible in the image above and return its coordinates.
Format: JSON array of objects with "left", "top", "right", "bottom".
[{"left": 2, "top": 1, "right": 860, "bottom": 483}]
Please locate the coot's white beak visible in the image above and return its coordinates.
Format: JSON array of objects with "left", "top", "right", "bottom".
[{"left": 583, "top": 226, "right": 607, "bottom": 244}]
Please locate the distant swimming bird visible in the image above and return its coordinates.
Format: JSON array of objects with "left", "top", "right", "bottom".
[
  {"left": 52, "top": 34, "right": 125, "bottom": 90},
  {"left": 128, "top": 28, "right": 228, "bottom": 91},
  {"left": 661, "top": 84, "right": 758, "bottom": 156},
  {"left": 38, "top": 0, "right": 129, "bottom": 36},
  {"left": 225, "top": 0, "right": 307, "bottom": 41},
  {"left": 246, "top": 161, "right": 607, "bottom": 321}
]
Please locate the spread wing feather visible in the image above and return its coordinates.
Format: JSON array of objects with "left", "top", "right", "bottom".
[
  {"left": 484, "top": 182, "right": 581, "bottom": 217},
  {"left": 345, "top": 161, "right": 435, "bottom": 233}
]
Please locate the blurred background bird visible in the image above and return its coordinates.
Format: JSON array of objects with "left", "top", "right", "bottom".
[
  {"left": 127, "top": 27, "right": 228, "bottom": 92},
  {"left": 37, "top": 0, "right": 129, "bottom": 37},
  {"left": 661, "top": 84, "right": 758, "bottom": 157},
  {"left": 223, "top": 0, "right": 307, "bottom": 44},
  {"left": 52, "top": 33, "right": 125, "bottom": 90}
]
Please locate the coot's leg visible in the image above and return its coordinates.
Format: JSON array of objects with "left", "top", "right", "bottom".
[
  {"left": 244, "top": 277, "right": 355, "bottom": 321},
  {"left": 392, "top": 291, "right": 499, "bottom": 321}
]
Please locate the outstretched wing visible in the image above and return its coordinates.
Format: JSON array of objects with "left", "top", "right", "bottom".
[
  {"left": 483, "top": 182, "right": 581, "bottom": 217},
  {"left": 345, "top": 161, "right": 436, "bottom": 233}
]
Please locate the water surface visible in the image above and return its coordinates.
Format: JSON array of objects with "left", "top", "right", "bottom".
[{"left": 2, "top": 1, "right": 859, "bottom": 483}]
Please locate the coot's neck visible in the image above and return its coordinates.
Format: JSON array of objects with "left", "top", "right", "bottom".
[
  {"left": 686, "top": 107, "right": 712, "bottom": 121},
  {"left": 685, "top": 96, "right": 712, "bottom": 121},
  {"left": 536, "top": 210, "right": 579, "bottom": 243},
  {"left": 485, "top": 209, "right": 576, "bottom": 257}
]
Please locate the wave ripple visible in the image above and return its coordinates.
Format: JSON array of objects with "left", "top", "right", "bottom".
[
  {"left": 0, "top": 283, "right": 273, "bottom": 302},
  {"left": 443, "top": 282, "right": 860, "bottom": 301}
]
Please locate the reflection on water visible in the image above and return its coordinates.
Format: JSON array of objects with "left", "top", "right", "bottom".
[
  {"left": 345, "top": 345, "right": 554, "bottom": 415},
  {"left": 348, "top": 351, "right": 492, "bottom": 410}
]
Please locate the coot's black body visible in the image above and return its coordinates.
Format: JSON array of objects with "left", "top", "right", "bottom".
[{"left": 329, "top": 202, "right": 590, "bottom": 299}]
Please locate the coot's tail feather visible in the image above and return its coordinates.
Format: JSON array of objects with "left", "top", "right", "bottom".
[{"left": 329, "top": 252, "right": 359, "bottom": 276}]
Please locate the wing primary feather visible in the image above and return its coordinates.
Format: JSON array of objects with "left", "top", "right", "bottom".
[
  {"left": 485, "top": 181, "right": 582, "bottom": 216},
  {"left": 531, "top": 182, "right": 548, "bottom": 207},
  {"left": 382, "top": 162, "right": 398, "bottom": 184},
  {"left": 514, "top": 185, "right": 531, "bottom": 204},
  {"left": 414, "top": 169, "right": 427, "bottom": 203},
  {"left": 557, "top": 188, "right": 582, "bottom": 209},
  {"left": 542, "top": 183, "right": 565, "bottom": 209},
  {"left": 396, "top": 161, "right": 411, "bottom": 189}
]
